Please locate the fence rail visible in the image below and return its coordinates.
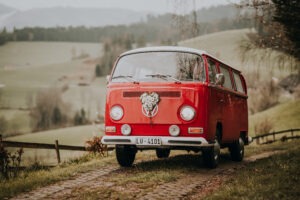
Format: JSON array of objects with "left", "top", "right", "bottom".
[
  {"left": 1, "top": 129, "right": 299, "bottom": 164},
  {"left": 252, "top": 128, "right": 300, "bottom": 144},
  {"left": 0, "top": 135, "right": 114, "bottom": 164}
]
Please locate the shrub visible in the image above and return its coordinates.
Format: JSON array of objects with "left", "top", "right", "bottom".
[
  {"left": 95, "top": 64, "right": 102, "bottom": 77},
  {"left": 30, "top": 87, "right": 70, "bottom": 131},
  {"left": 254, "top": 118, "right": 273, "bottom": 136},
  {"left": 0, "top": 117, "right": 8, "bottom": 136},
  {"left": 86, "top": 136, "right": 107, "bottom": 157},
  {"left": 248, "top": 80, "right": 280, "bottom": 114},
  {"left": 73, "top": 108, "right": 88, "bottom": 125},
  {"left": 0, "top": 141, "right": 24, "bottom": 179}
]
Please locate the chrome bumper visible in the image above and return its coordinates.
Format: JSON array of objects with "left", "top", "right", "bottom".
[{"left": 101, "top": 135, "right": 213, "bottom": 148}]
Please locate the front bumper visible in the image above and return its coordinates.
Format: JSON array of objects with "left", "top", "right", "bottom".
[{"left": 101, "top": 135, "right": 214, "bottom": 148}]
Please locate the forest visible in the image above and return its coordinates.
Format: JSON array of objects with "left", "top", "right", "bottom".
[{"left": 0, "top": 10, "right": 253, "bottom": 46}]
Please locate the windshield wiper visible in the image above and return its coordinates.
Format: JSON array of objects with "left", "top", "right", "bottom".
[
  {"left": 165, "top": 75, "right": 181, "bottom": 83},
  {"left": 145, "top": 74, "right": 181, "bottom": 84},
  {"left": 112, "top": 75, "right": 139, "bottom": 84}
]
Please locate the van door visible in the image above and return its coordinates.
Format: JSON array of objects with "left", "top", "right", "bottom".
[{"left": 207, "top": 58, "right": 223, "bottom": 142}]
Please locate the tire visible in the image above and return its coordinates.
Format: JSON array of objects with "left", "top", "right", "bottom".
[
  {"left": 156, "top": 148, "right": 170, "bottom": 158},
  {"left": 229, "top": 137, "right": 244, "bottom": 162},
  {"left": 202, "top": 140, "right": 220, "bottom": 169},
  {"left": 116, "top": 145, "right": 136, "bottom": 167}
]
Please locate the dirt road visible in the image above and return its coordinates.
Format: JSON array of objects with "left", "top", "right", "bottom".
[{"left": 11, "top": 151, "right": 282, "bottom": 200}]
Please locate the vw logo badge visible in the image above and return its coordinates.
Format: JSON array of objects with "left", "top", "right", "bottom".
[{"left": 140, "top": 92, "right": 160, "bottom": 118}]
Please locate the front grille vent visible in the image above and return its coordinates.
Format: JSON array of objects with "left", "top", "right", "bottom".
[{"left": 123, "top": 91, "right": 181, "bottom": 98}]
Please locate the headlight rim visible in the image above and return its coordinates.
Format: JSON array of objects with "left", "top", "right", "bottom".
[
  {"left": 110, "top": 105, "right": 124, "bottom": 121},
  {"left": 180, "top": 105, "right": 196, "bottom": 121}
]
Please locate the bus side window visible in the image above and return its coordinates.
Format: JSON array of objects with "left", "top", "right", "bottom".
[
  {"left": 233, "top": 72, "right": 245, "bottom": 93},
  {"left": 207, "top": 59, "right": 217, "bottom": 83},
  {"left": 219, "top": 65, "right": 234, "bottom": 90},
  {"left": 192, "top": 56, "right": 206, "bottom": 82}
]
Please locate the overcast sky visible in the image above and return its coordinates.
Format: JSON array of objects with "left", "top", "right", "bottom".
[{"left": 0, "top": 0, "right": 240, "bottom": 13}]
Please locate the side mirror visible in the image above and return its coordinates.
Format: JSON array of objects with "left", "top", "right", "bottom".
[
  {"left": 106, "top": 75, "right": 111, "bottom": 83},
  {"left": 215, "top": 73, "right": 225, "bottom": 86}
]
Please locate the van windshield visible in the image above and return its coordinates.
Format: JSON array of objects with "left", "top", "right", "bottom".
[{"left": 111, "top": 52, "right": 206, "bottom": 83}]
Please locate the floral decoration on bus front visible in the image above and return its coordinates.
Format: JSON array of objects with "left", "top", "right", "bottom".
[{"left": 140, "top": 92, "right": 160, "bottom": 118}]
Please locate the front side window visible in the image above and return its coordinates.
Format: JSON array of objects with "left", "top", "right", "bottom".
[
  {"left": 219, "top": 65, "right": 233, "bottom": 90},
  {"left": 111, "top": 52, "right": 206, "bottom": 83}
]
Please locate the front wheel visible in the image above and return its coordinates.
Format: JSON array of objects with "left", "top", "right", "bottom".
[
  {"left": 156, "top": 148, "right": 170, "bottom": 158},
  {"left": 202, "top": 140, "right": 220, "bottom": 168},
  {"left": 116, "top": 145, "right": 136, "bottom": 167},
  {"left": 229, "top": 137, "right": 244, "bottom": 161}
]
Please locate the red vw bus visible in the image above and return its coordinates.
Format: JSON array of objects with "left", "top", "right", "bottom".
[{"left": 101, "top": 46, "right": 250, "bottom": 168}]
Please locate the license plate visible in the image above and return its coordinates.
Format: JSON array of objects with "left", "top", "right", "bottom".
[{"left": 136, "top": 137, "right": 161, "bottom": 146}]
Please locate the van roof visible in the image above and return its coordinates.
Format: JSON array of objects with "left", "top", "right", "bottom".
[{"left": 121, "top": 46, "right": 207, "bottom": 56}]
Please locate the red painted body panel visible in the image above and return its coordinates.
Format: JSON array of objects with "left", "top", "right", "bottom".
[{"left": 106, "top": 82, "right": 209, "bottom": 138}]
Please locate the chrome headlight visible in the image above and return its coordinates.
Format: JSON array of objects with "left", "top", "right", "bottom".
[
  {"left": 110, "top": 105, "right": 123, "bottom": 121},
  {"left": 180, "top": 106, "right": 195, "bottom": 121}
]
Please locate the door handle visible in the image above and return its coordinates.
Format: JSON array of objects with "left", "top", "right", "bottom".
[{"left": 219, "top": 99, "right": 224, "bottom": 103}]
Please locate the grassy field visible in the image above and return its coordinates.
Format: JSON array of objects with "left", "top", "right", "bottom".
[
  {"left": 0, "top": 42, "right": 102, "bottom": 69},
  {"left": 0, "top": 41, "right": 106, "bottom": 136},
  {"left": 249, "top": 99, "right": 300, "bottom": 136},
  {"left": 204, "top": 140, "right": 300, "bottom": 200},
  {"left": 179, "top": 29, "right": 295, "bottom": 79},
  {"left": 6, "top": 124, "right": 103, "bottom": 145}
]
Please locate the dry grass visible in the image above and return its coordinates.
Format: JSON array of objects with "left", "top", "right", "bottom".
[
  {"left": 249, "top": 99, "right": 300, "bottom": 136},
  {"left": 204, "top": 140, "right": 300, "bottom": 200}
]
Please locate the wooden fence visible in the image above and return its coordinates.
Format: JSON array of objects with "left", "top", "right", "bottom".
[
  {"left": 252, "top": 128, "right": 300, "bottom": 144},
  {"left": 0, "top": 135, "right": 114, "bottom": 164},
  {"left": 1, "top": 128, "right": 299, "bottom": 164}
]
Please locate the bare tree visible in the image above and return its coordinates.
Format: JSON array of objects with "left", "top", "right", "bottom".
[
  {"left": 238, "top": 0, "right": 299, "bottom": 72},
  {"left": 171, "top": 0, "right": 199, "bottom": 40},
  {"left": 30, "top": 87, "right": 71, "bottom": 131}
]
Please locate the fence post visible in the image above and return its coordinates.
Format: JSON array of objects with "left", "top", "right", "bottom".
[
  {"left": 55, "top": 140, "right": 61, "bottom": 164},
  {"left": 291, "top": 129, "right": 294, "bottom": 137},
  {"left": 273, "top": 131, "right": 275, "bottom": 142},
  {"left": 256, "top": 137, "right": 260, "bottom": 145}
]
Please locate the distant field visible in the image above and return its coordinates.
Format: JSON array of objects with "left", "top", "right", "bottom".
[
  {"left": 179, "top": 29, "right": 295, "bottom": 79},
  {"left": 0, "top": 41, "right": 107, "bottom": 135},
  {"left": 6, "top": 124, "right": 103, "bottom": 145},
  {"left": 0, "top": 109, "right": 31, "bottom": 134},
  {"left": 0, "top": 42, "right": 102, "bottom": 69},
  {"left": 62, "top": 77, "right": 107, "bottom": 118},
  {"left": 249, "top": 99, "right": 300, "bottom": 136}
]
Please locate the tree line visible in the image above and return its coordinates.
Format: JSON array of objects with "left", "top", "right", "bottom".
[{"left": 0, "top": 12, "right": 254, "bottom": 46}]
